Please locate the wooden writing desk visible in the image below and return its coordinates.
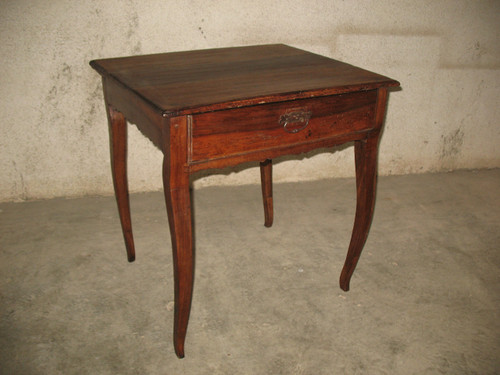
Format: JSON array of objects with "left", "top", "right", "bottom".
[{"left": 90, "top": 44, "right": 399, "bottom": 358}]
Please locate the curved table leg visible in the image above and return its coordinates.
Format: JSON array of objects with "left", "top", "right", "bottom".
[
  {"left": 260, "top": 159, "right": 273, "bottom": 227},
  {"left": 106, "top": 105, "right": 135, "bottom": 262},
  {"left": 339, "top": 135, "right": 380, "bottom": 291},
  {"left": 162, "top": 116, "right": 194, "bottom": 358}
]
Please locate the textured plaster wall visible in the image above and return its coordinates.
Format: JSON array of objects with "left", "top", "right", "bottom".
[{"left": 1, "top": 0, "right": 499, "bottom": 202}]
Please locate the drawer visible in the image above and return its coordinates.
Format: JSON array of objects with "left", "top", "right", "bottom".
[{"left": 189, "top": 90, "right": 378, "bottom": 164}]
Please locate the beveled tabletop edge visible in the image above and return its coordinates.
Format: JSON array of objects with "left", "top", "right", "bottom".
[{"left": 161, "top": 82, "right": 399, "bottom": 118}]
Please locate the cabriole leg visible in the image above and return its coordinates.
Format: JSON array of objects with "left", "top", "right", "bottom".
[
  {"left": 106, "top": 105, "right": 135, "bottom": 262},
  {"left": 162, "top": 116, "right": 194, "bottom": 358},
  {"left": 339, "top": 135, "right": 379, "bottom": 291}
]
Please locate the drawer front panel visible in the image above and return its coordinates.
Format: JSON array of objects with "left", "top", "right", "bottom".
[{"left": 190, "top": 90, "right": 377, "bottom": 163}]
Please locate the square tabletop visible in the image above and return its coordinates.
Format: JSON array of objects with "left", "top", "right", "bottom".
[{"left": 90, "top": 44, "right": 399, "bottom": 117}]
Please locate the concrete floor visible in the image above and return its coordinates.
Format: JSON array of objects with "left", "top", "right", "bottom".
[{"left": 1, "top": 170, "right": 499, "bottom": 374}]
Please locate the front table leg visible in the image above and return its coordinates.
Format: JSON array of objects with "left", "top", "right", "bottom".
[
  {"left": 339, "top": 135, "right": 380, "bottom": 292},
  {"left": 106, "top": 105, "right": 136, "bottom": 262},
  {"left": 162, "top": 117, "right": 194, "bottom": 358}
]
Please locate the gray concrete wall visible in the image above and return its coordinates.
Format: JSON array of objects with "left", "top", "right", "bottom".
[{"left": 1, "top": 0, "right": 499, "bottom": 202}]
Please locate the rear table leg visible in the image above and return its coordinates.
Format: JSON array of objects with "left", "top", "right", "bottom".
[{"left": 260, "top": 159, "right": 273, "bottom": 227}]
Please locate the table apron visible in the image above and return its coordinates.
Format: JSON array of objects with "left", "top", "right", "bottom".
[
  {"left": 103, "top": 76, "right": 164, "bottom": 150},
  {"left": 189, "top": 129, "right": 379, "bottom": 172},
  {"left": 188, "top": 90, "right": 379, "bottom": 171}
]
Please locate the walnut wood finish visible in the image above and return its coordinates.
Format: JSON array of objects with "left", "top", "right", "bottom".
[
  {"left": 162, "top": 116, "right": 193, "bottom": 359},
  {"left": 90, "top": 44, "right": 399, "bottom": 358},
  {"left": 340, "top": 88, "right": 388, "bottom": 292},
  {"left": 260, "top": 159, "right": 273, "bottom": 227},
  {"left": 91, "top": 44, "right": 397, "bottom": 116},
  {"left": 105, "top": 102, "right": 135, "bottom": 262},
  {"left": 190, "top": 90, "right": 377, "bottom": 166},
  {"left": 339, "top": 135, "right": 379, "bottom": 292}
]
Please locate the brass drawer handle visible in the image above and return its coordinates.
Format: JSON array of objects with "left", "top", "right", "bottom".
[{"left": 279, "top": 108, "right": 312, "bottom": 133}]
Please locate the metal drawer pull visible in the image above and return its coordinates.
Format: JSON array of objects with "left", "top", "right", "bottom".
[{"left": 279, "top": 109, "right": 312, "bottom": 133}]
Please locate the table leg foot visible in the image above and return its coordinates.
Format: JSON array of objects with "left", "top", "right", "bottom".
[
  {"left": 260, "top": 159, "right": 273, "bottom": 227},
  {"left": 106, "top": 105, "right": 135, "bottom": 262},
  {"left": 339, "top": 136, "right": 379, "bottom": 291}
]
